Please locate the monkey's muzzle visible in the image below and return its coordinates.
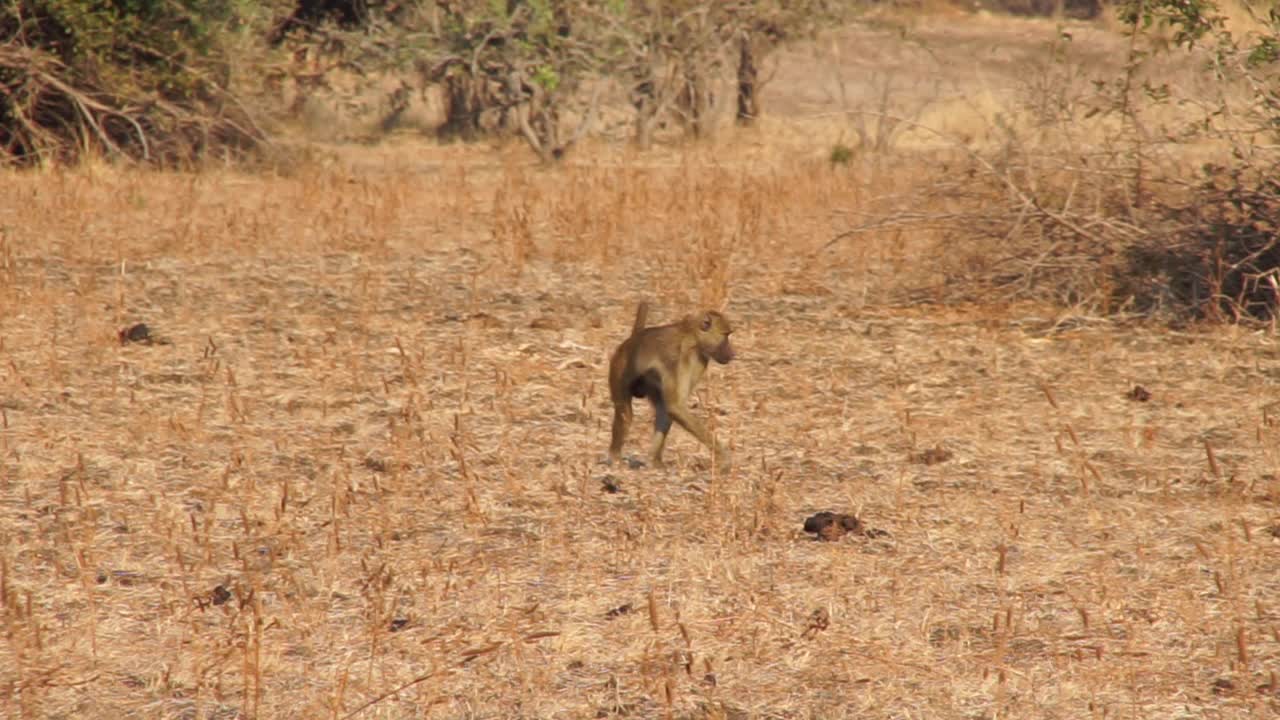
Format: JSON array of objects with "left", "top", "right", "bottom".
[{"left": 713, "top": 339, "right": 736, "bottom": 364}]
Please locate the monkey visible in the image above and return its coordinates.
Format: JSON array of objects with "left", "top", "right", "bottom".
[{"left": 608, "top": 302, "right": 736, "bottom": 469}]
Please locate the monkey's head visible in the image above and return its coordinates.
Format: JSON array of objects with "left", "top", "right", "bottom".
[{"left": 694, "top": 311, "right": 735, "bottom": 364}]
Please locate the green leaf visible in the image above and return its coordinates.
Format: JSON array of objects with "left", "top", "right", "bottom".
[{"left": 533, "top": 64, "right": 559, "bottom": 91}]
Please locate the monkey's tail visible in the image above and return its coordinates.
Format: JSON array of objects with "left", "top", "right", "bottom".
[{"left": 631, "top": 302, "right": 649, "bottom": 337}]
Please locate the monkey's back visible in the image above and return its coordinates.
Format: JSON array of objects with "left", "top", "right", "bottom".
[{"left": 610, "top": 322, "right": 690, "bottom": 402}]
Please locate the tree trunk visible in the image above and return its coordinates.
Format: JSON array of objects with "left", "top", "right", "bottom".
[
  {"left": 439, "top": 73, "right": 486, "bottom": 141},
  {"left": 679, "top": 65, "right": 715, "bottom": 140},
  {"left": 631, "top": 73, "right": 657, "bottom": 149},
  {"left": 635, "top": 109, "right": 655, "bottom": 150},
  {"left": 736, "top": 36, "right": 758, "bottom": 126},
  {"left": 514, "top": 83, "right": 564, "bottom": 164},
  {"left": 532, "top": 105, "right": 562, "bottom": 162}
]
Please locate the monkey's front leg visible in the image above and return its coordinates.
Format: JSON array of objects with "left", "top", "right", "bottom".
[{"left": 666, "top": 402, "right": 731, "bottom": 470}]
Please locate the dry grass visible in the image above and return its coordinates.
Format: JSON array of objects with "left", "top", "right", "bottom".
[{"left": 3, "top": 10, "right": 1280, "bottom": 720}]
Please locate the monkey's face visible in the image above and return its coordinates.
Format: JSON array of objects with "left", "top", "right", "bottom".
[{"left": 698, "top": 312, "right": 736, "bottom": 364}]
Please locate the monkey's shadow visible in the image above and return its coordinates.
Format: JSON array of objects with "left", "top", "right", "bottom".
[
  {"left": 601, "top": 454, "right": 726, "bottom": 474},
  {"left": 597, "top": 455, "right": 653, "bottom": 473}
]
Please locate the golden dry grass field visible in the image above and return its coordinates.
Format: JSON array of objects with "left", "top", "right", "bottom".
[{"left": 3, "top": 10, "right": 1280, "bottom": 720}]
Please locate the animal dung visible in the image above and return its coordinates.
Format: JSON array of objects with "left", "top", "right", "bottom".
[
  {"left": 913, "top": 445, "right": 953, "bottom": 465},
  {"left": 803, "top": 512, "right": 889, "bottom": 541},
  {"left": 119, "top": 322, "right": 153, "bottom": 344},
  {"left": 119, "top": 322, "right": 171, "bottom": 345},
  {"left": 803, "top": 512, "right": 863, "bottom": 540}
]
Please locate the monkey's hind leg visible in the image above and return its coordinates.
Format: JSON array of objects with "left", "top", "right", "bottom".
[{"left": 609, "top": 400, "right": 633, "bottom": 465}]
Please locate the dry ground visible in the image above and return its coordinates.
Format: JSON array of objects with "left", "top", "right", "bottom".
[{"left": 3, "top": 10, "right": 1280, "bottom": 720}]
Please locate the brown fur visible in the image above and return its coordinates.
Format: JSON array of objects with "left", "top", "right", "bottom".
[{"left": 608, "top": 303, "right": 735, "bottom": 469}]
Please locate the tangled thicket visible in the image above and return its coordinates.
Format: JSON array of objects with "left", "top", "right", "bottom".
[
  {"left": 0, "top": 0, "right": 266, "bottom": 165},
  {"left": 1122, "top": 166, "right": 1280, "bottom": 323}
]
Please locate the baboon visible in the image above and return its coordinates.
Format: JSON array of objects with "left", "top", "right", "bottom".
[{"left": 608, "top": 303, "right": 735, "bottom": 469}]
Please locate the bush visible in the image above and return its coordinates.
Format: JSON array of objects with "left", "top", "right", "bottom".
[
  {"left": 0, "top": 0, "right": 266, "bottom": 165},
  {"left": 1119, "top": 166, "right": 1280, "bottom": 322}
]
